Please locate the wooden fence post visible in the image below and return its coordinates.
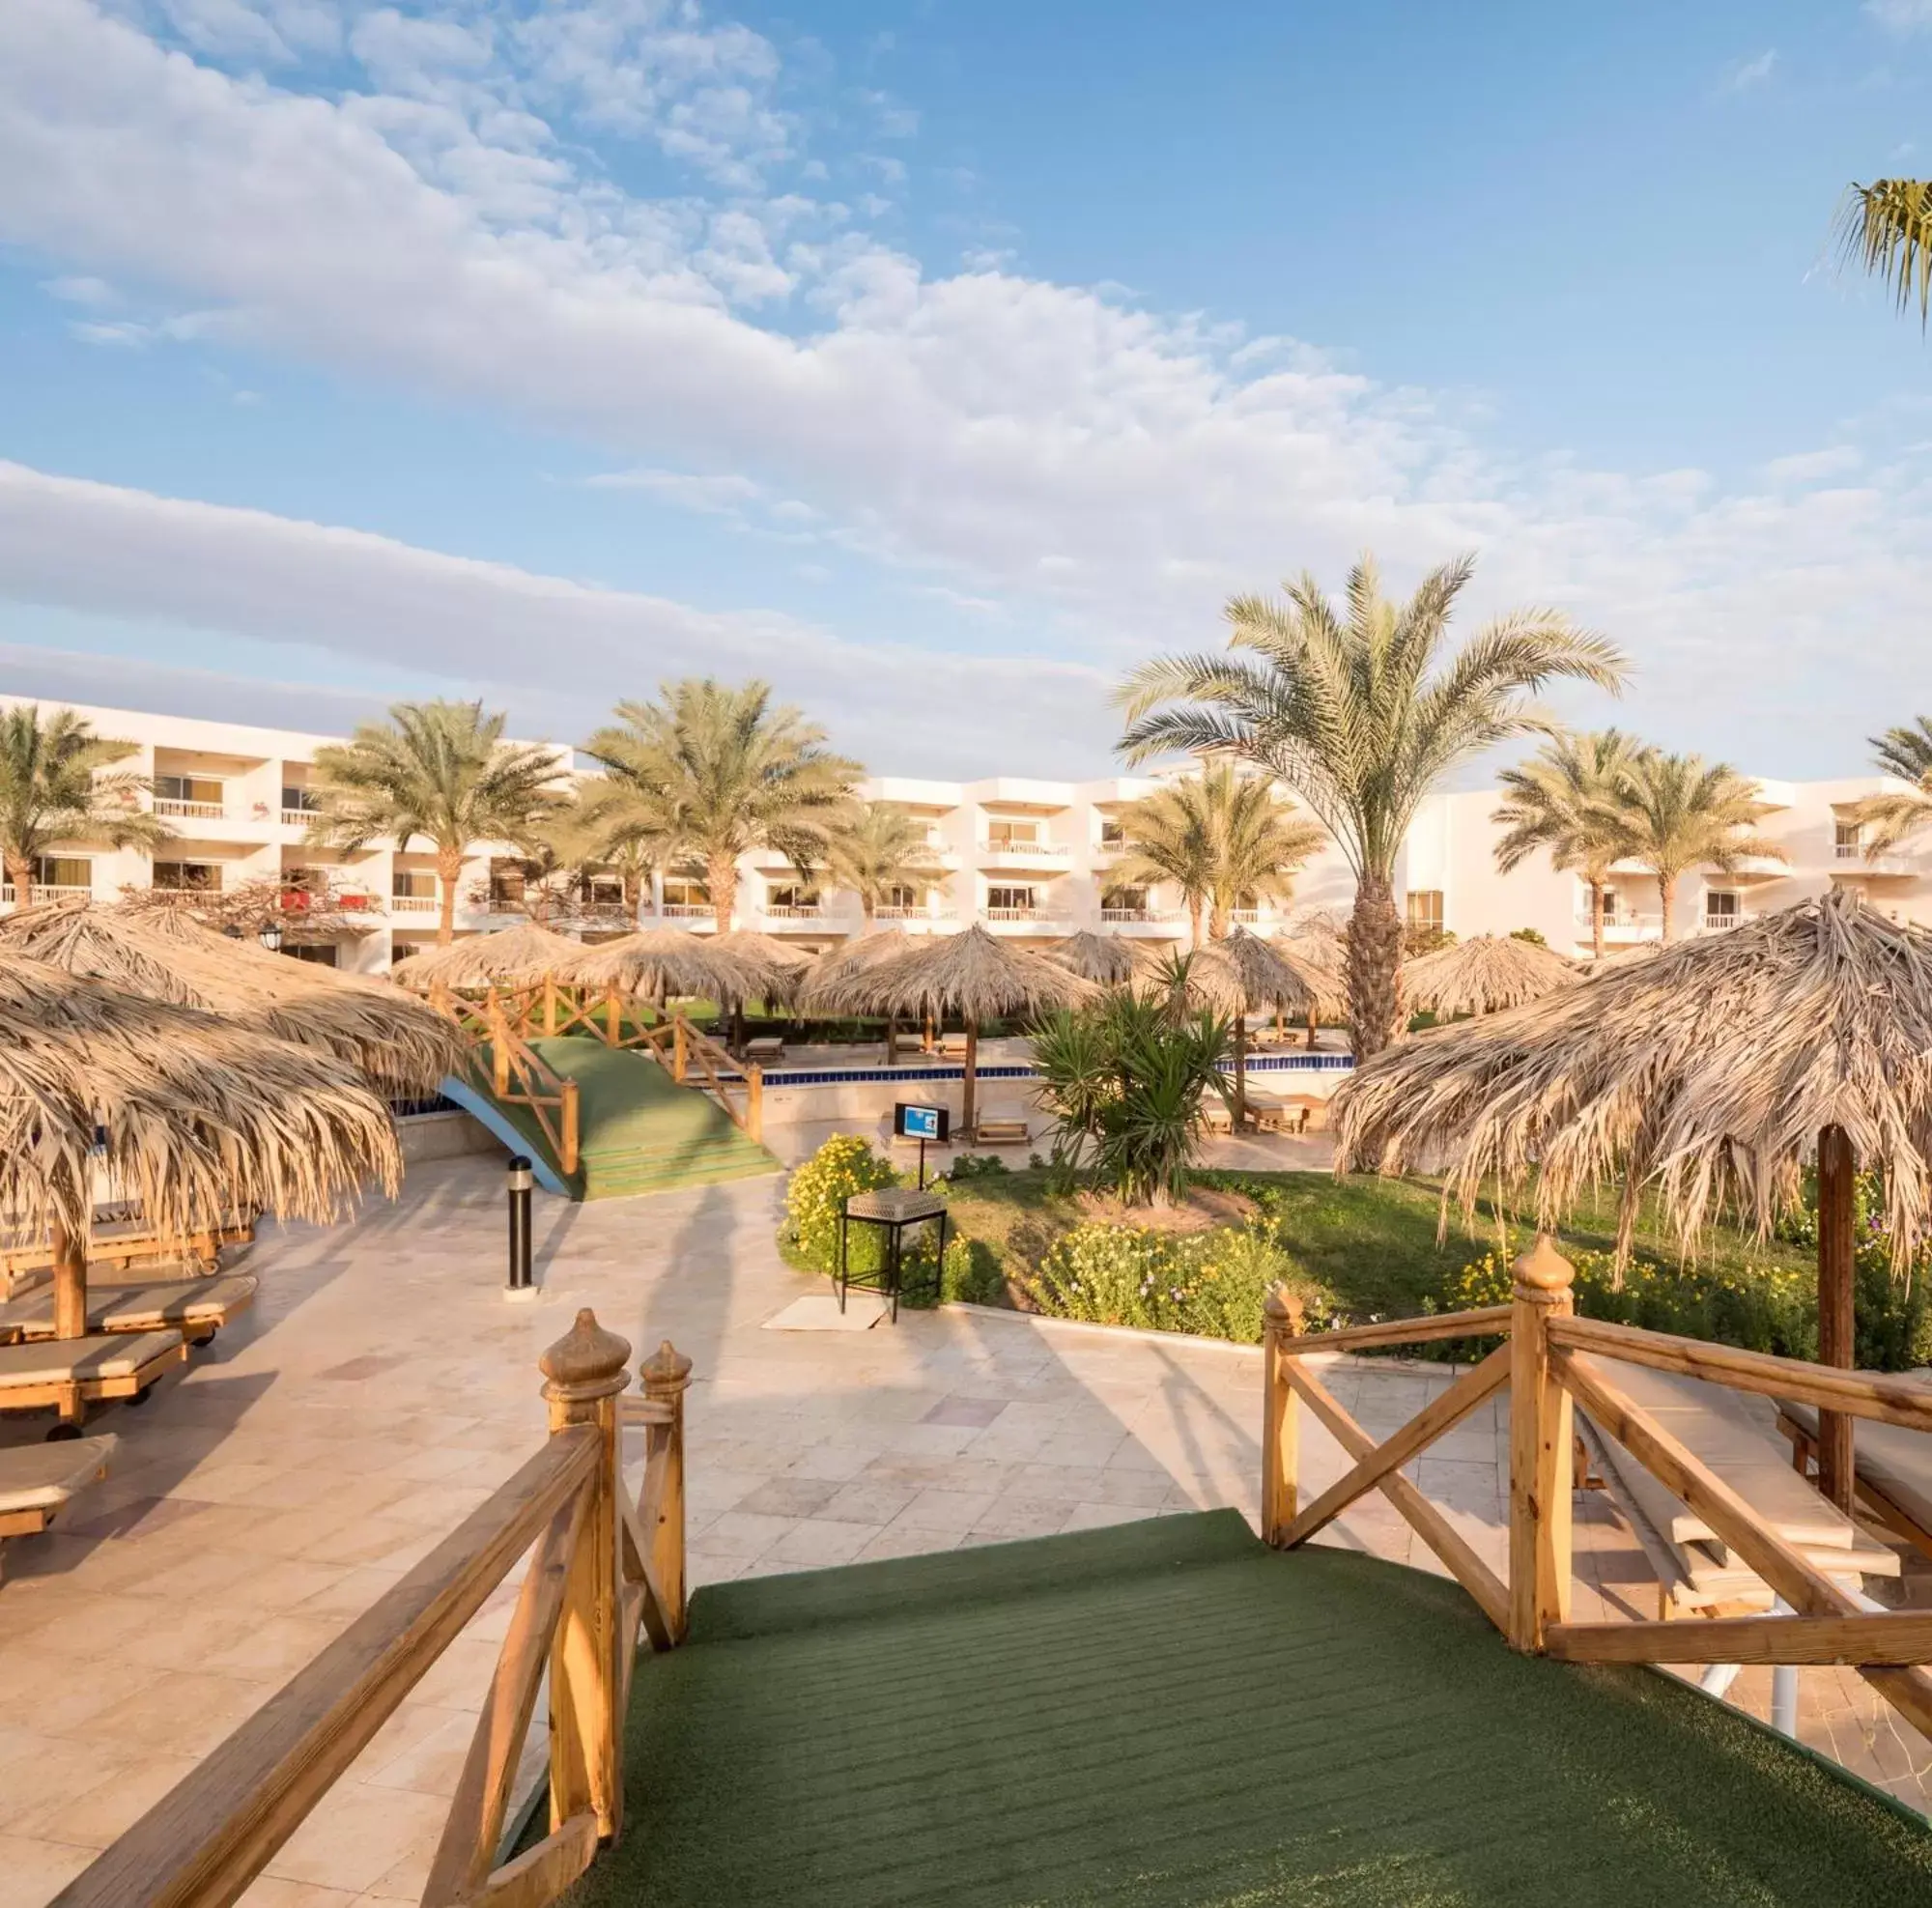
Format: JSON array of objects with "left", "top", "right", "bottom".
[
  {"left": 672, "top": 1015, "right": 688, "bottom": 1085},
  {"left": 1509, "top": 1234, "right": 1575, "bottom": 1652},
  {"left": 747, "top": 1065, "right": 763, "bottom": 1145},
  {"left": 490, "top": 1001, "right": 511, "bottom": 1096},
  {"left": 543, "top": 974, "right": 559, "bottom": 1037},
  {"left": 606, "top": 984, "right": 622, "bottom": 1049},
  {"left": 639, "top": 1340, "right": 694, "bottom": 1641},
  {"left": 539, "top": 1310, "right": 633, "bottom": 1842},
  {"left": 560, "top": 1082, "right": 581, "bottom": 1178},
  {"left": 1262, "top": 1284, "right": 1303, "bottom": 1546}
]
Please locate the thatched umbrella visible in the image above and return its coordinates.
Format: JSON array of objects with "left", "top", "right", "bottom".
[
  {"left": 1402, "top": 934, "right": 1580, "bottom": 1017},
  {"left": 802, "top": 929, "right": 909, "bottom": 1059},
  {"left": 0, "top": 954, "right": 399, "bottom": 1343},
  {"left": 1332, "top": 890, "right": 1932, "bottom": 1510},
  {"left": 557, "top": 928, "right": 767, "bottom": 1012},
  {"left": 812, "top": 925, "right": 1094, "bottom": 1132},
  {"left": 0, "top": 900, "right": 460, "bottom": 1096},
  {"left": 1269, "top": 933, "right": 1348, "bottom": 1048},
  {"left": 1049, "top": 931, "right": 1142, "bottom": 986},
  {"left": 392, "top": 922, "right": 586, "bottom": 991},
  {"left": 713, "top": 932, "right": 811, "bottom": 1008},
  {"left": 1158, "top": 930, "right": 1316, "bottom": 1128}
]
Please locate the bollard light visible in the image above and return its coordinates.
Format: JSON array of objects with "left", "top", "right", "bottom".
[{"left": 506, "top": 1154, "right": 534, "bottom": 1293}]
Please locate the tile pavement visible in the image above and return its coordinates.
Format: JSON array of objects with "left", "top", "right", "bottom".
[{"left": 0, "top": 1142, "right": 1925, "bottom": 1903}]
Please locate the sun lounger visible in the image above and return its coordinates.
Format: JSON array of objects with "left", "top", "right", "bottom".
[
  {"left": 744, "top": 1036, "right": 786, "bottom": 1064},
  {"left": 973, "top": 1115, "right": 1030, "bottom": 1146},
  {"left": 1243, "top": 1088, "right": 1308, "bottom": 1136},
  {"left": 0, "top": 1434, "right": 116, "bottom": 1581},
  {"left": 0, "top": 1273, "right": 258, "bottom": 1349},
  {"left": 936, "top": 1036, "right": 970, "bottom": 1061},
  {"left": 1577, "top": 1357, "right": 1900, "bottom": 1615},
  {"left": 1777, "top": 1381, "right": 1932, "bottom": 1565},
  {"left": 1200, "top": 1101, "right": 1234, "bottom": 1135},
  {"left": 0, "top": 1210, "right": 254, "bottom": 1290},
  {"left": 0, "top": 1331, "right": 186, "bottom": 1432}
]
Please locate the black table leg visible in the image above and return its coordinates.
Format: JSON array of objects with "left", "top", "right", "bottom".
[{"left": 838, "top": 1210, "right": 848, "bottom": 1314}]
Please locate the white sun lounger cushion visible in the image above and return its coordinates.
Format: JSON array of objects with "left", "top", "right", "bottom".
[
  {"left": 0, "top": 1331, "right": 183, "bottom": 1387},
  {"left": 1579, "top": 1356, "right": 1864, "bottom": 1551},
  {"left": 0, "top": 1435, "right": 117, "bottom": 1512},
  {"left": 0, "top": 1273, "right": 258, "bottom": 1340},
  {"left": 1782, "top": 1374, "right": 1932, "bottom": 1540}
]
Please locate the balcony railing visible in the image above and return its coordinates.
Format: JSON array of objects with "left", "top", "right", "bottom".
[
  {"left": 0, "top": 882, "right": 93, "bottom": 903},
  {"left": 760, "top": 904, "right": 824, "bottom": 920},
  {"left": 1229, "top": 908, "right": 1264, "bottom": 925},
  {"left": 1573, "top": 908, "right": 1662, "bottom": 933},
  {"left": 390, "top": 894, "right": 439, "bottom": 914},
  {"left": 872, "top": 904, "right": 957, "bottom": 921},
  {"left": 658, "top": 903, "right": 711, "bottom": 920},
  {"left": 978, "top": 840, "right": 1067, "bottom": 858},
  {"left": 1100, "top": 907, "right": 1179, "bottom": 924},
  {"left": 281, "top": 807, "right": 322, "bottom": 828},
  {"left": 155, "top": 799, "right": 225, "bottom": 820},
  {"left": 1702, "top": 914, "right": 1743, "bottom": 932},
  {"left": 982, "top": 907, "right": 1066, "bottom": 924}
]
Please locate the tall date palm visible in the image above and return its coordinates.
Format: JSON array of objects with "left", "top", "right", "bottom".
[
  {"left": 1119, "top": 554, "right": 1625, "bottom": 1056},
  {"left": 1492, "top": 728, "right": 1638, "bottom": 960},
  {"left": 1607, "top": 752, "right": 1784, "bottom": 943}
]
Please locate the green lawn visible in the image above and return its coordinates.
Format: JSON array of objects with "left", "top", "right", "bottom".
[{"left": 940, "top": 1165, "right": 1817, "bottom": 1324}]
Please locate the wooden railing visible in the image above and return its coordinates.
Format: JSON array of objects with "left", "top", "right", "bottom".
[
  {"left": 669, "top": 1015, "right": 764, "bottom": 1144},
  {"left": 56, "top": 1313, "right": 692, "bottom": 1908},
  {"left": 428, "top": 984, "right": 582, "bottom": 1178},
  {"left": 1261, "top": 1238, "right": 1932, "bottom": 1744}
]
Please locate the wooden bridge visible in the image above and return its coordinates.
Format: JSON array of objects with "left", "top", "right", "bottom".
[{"left": 52, "top": 1244, "right": 1932, "bottom": 1907}]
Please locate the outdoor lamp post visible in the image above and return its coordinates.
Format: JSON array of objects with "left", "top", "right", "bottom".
[
  {"left": 506, "top": 1154, "right": 534, "bottom": 1294},
  {"left": 258, "top": 921, "right": 284, "bottom": 954}
]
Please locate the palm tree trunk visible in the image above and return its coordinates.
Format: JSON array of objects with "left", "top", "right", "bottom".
[
  {"left": 709, "top": 853, "right": 738, "bottom": 934},
  {"left": 962, "top": 1018, "right": 979, "bottom": 1136},
  {"left": 1346, "top": 874, "right": 1405, "bottom": 1060},
  {"left": 1659, "top": 873, "right": 1676, "bottom": 945},
  {"left": 1188, "top": 898, "right": 1205, "bottom": 950},
  {"left": 1208, "top": 899, "right": 1230, "bottom": 941},
  {"left": 622, "top": 869, "right": 641, "bottom": 926},
  {"left": 1590, "top": 881, "right": 1606, "bottom": 961},
  {"left": 5, "top": 853, "right": 31, "bottom": 909},
  {"left": 1305, "top": 1006, "right": 1319, "bottom": 1051},
  {"left": 436, "top": 843, "right": 463, "bottom": 946}
]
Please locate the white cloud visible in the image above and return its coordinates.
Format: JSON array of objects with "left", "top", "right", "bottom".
[
  {"left": 1765, "top": 446, "right": 1861, "bottom": 483},
  {"left": 0, "top": 461, "right": 1115, "bottom": 776},
  {"left": 6, "top": 3, "right": 1932, "bottom": 775},
  {"left": 581, "top": 467, "right": 764, "bottom": 512},
  {"left": 1718, "top": 48, "right": 1777, "bottom": 93},
  {"left": 1867, "top": 0, "right": 1932, "bottom": 35},
  {"left": 43, "top": 273, "right": 117, "bottom": 305}
]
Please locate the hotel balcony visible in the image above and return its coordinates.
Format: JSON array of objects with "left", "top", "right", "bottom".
[
  {"left": 980, "top": 907, "right": 1069, "bottom": 930},
  {"left": 0, "top": 882, "right": 93, "bottom": 906},
  {"left": 155, "top": 798, "right": 226, "bottom": 822},
  {"left": 1574, "top": 908, "right": 1662, "bottom": 941},
  {"left": 757, "top": 904, "right": 827, "bottom": 922},
  {"left": 388, "top": 894, "right": 440, "bottom": 917},
  {"left": 872, "top": 904, "right": 957, "bottom": 922},
  {"left": 977, "top": 840, "right": 1072, "bottom": 869},
  {"left": 1833, "top": 843, "right": 1917, "bottom": 879}
]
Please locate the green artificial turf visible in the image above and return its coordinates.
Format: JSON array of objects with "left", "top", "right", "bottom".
[{"left": 563, "top": 1512, "right": 1932, "bottom": 1907}]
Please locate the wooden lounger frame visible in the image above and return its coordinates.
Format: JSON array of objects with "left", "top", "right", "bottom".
[
  {"left": 1262, "top": 1242, "right": 1932, "bottom": 1742},
  {"left": 1776, "top": 1409, "right": 1932, "bottom": 1567},
  {"left": 1, "top": 1215, "right": 253, "bottom": 1288},
  {"left": 62, "top": 1315, "right": 694, "bottom": 1908},
  {"left": 0, "top": 1335, "right": 187, "bottom": 1430},
  {"left": 0, "top": 1273, "right": 259, "bottom": 1349}
]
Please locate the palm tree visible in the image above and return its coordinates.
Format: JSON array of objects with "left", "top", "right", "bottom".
[
  {"left": 577, "top": 776, "right": 677, "bottom": 924},
  {"left": 1118, "top": 554, "right": 1626, "bottom": 1056},
  {"left": 584, "top": 680, "right": 861, "bottom": 934},
  {"left": 1607, "top": 752, "right": 1785, "bottom": 942},
  {"left": 1837, "top": 180, "right": 1932, "bottom": 326},
  {"left": 0, "top": 704, "right": 172, "bottom": 907},
  {"left": 1492, "top": 729, "right": 1639, "bottom": 961},
  {"left": 822, "top": 802, "right": 949, "bottom": 926},
  {"left": 1110, "top": 778, "right": 1215, "bottom": 948},
  {"left": 305, "top": 700, "right": 564, "bottom": 946},
  {"left": 1848, "top": 717, "right": 1932, "bottom": 854}
]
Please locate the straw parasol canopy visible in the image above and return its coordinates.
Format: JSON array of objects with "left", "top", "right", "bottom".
[
  {"left": 1155, "top": 929, "right": 1315, "bottom": 1127},
  {"left": 812, "top": 925, "right": 1094, "bottom": 1131},
  {"left": 1401, "top": 934, "right": 1580, "bottom": 1017},
  {"left": 0, "top": 954, "right": 401, "bottom": 1338},
  {"left": 1048, "top": 930, "right": 1142, "bottom": 986},
  {"left": 392, "top": 922, "right": 587, "bottom": 992},
  {"left": 801, "top": 929, "right": 911, "bottom": 1058},
  {"left": 556, "top": 927, "right": 768, "bottom": 1005},
  {"left": 0, "top": 900, "right": 461, "bottom": 1096},
  {"left": 1332, "top": 890, "right": 1932, "bottom": 1511},
  {"left": 711, "top": 931, "right": 812, "bottom": 1009}
]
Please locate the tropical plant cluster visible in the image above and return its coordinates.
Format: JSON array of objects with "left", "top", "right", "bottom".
[{"left": 1031, "top": 982, "right": 1233, "bottom": 1206}]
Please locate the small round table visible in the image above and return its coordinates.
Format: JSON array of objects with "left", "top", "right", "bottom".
[{"left": 838, "top": 1187, "right": 950, "bottom": 1324}]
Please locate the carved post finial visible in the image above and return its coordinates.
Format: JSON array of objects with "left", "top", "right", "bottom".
[
  {"left": 639, "top": 1338, "right": 694, "bottom": 1398},
  {"left": 1263, "top": 1282, "right": 1305, "bottom": 1338},
  {"left": 540, "top": 1308, "right": 633, "bottom": 1414},
  {"left": 1512, "top": 1232, "right": 1575, "bottom": 1298}
]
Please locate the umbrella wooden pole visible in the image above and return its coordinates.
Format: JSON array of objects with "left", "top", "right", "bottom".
[
  {"left": 963, "top": 1019, "right": 979, "bottom": 1137},
  {"left": 1234, "top": 1014, "right": 1248, "bottom": 1130},
  {"left": 1305, "top": 1007, "right": 1319, "bottom": 1052},
  {"left": 51, "top": 1217, "right": 87, "bottom": 1342},
  {"left": 1816, "top": 1124, "right": 1857, "bottom": 1512},
  {"left": 886, "top": 1013, "right": 897, "bottom": 1067}
]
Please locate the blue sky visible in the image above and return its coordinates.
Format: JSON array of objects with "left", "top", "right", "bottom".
[{"left": 3, "top": 0, "right": 1932, "bottom": 777}]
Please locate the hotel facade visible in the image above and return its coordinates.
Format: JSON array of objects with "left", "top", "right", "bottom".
[{"left": 2, "top": 700, "right": 1922, "bottom": 972}]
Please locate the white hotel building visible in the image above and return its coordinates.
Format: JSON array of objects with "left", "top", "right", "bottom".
[{"left": 1, "top": 700, "right": 1924, "bottom": 971}]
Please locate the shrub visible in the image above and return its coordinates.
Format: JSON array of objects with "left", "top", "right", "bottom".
[
  {"left": 941, "top": 1153, "right": 1010, "bottom": 1182},
  {"left": 781, "top": 1133, "right": 899, "bottom": 1277}
]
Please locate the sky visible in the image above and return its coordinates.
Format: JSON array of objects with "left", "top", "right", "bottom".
[{"left": 4, "top": 0, "right": 1932, "bottom": 779}]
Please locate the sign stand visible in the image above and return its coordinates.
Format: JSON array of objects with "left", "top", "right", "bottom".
[{"left": 895, "top": 1101, "right": 950, "bottom": 1191}]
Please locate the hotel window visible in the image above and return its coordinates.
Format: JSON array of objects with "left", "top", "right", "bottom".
[
  {"left": 1835, "top": 820, "right": 1863, "bottom": 858},
  {"left": 281, "top": 784, "right": 322, "bottom": 813},
  {"left": 153, "top": 861, "right": 222, "bottom": 893},
  {"left": 1098, "top": 818, "right": 1125, "bottom": 847},
  {"left": 986, "top": 885, "right": 1037, "bottom": 912},
  {"left": 766, "top": 883, "right": 819, "bottom": 909},
  {"left": 154, "top": 774, "right": 225, "bottom": 805},
  {"left": 582, "top": 875, "right": 623, "bottom": 908},
  {"left": 285, "top": 945, "right": 338, "bottom": 967},
  {"left": 29, "top": 856, "right": 92, "bottom": 891},
  {"left": 1405, "top": 890, "right": 1445, "bottom": 932},
  {"left": 985, "top": 819, "right": 1037, "bottom": 845},
  {"left": 392, "top": 871, "right": 438, "bottom": 898},
  {"left": 1705, "top": 890, "right": 1742, "bottom": 928},
  {"left": 884, "top": 884, "right": 923, "bottom": 910},
  {"left": 661, "top": 877, "right": 709, "bottom": 908},
  {"left": 488, "top": 858, "right": 526, "bottom": 908},
  {"left": 1102, "top": 886, "right": 1148, "bottom": 913}
]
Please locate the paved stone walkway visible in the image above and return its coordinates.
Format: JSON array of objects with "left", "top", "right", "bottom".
[{"left": 0, "top": 1150, "right": 1924, "bottom": 1903}]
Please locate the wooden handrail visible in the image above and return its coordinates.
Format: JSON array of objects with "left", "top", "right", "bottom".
[
  {"left": 1269, "top": 1305, "right": 1513, "bottom": 1357},
  {"left": 667, "top": 1014, "right": 764, "bottom": 1145},
  {"left": 59, "top": 1313, "right": 695, "bottom": 1908},
  {"left": 1546, "top": 1314, "right": 1932, "bottom": 1435}
]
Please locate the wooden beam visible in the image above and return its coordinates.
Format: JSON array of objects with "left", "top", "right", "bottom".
[
  {"left": 54, "top": 1430, "right": 598, "bottom": 1908},
  {"left": 1280, "top": 1345, "right": 1508, "bottom": 1550},
  {"left": 1546, "top": 1314, "right": 1932, "bottom": 1436},
  {"left": 1261, "top": 1292, "right": 1298, "bottom": 1546},
  {"left": 1816, "top": 1123, "right": 1857, "bottom": 1512},
  {"left": 1547, "top": 1610, "right": 1932, "bottom": 1667},
  {"left": 1509, "top": 1237, "right": 1575, "bottom": 1652},
  {"left": 1281, "top": 1359, "right": 1510, "bottom": 1635},
  {"left": 466, "top": 1812, "right": 598, "bottom": 1908},
  {"left": 1270, "top": 1306, "right": 1513, "bottom": 1356},
  {"left": 1552, "top": 1348, "right": 1932, "bottom": 1744},
  {"left": 421, "top": 1486, "right": 590, "bottom": 1908}
]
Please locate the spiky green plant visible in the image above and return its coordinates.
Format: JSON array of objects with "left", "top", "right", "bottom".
[
  {"left": 305, "top": 700, "right": 564, "bottom": 945},
  {"left": 585, "top": 680, "right": 861, "bottom": 932},
  {"left": 1118, "top": 554, "right": 1626, "bottom": 1056},
  {"left": 0, "top": 704, "right": 171, "bottom": 906}
]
